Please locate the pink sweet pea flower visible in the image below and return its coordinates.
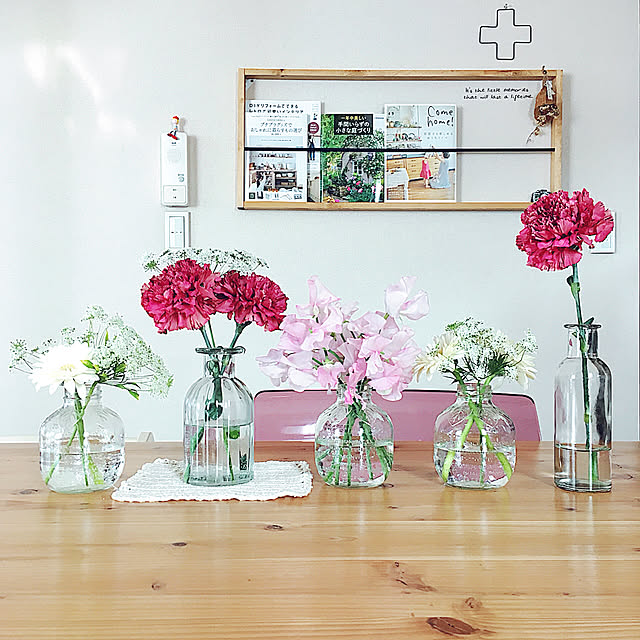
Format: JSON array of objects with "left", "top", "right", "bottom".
[
  {"left": 344, "top": 359, "right": 367, "bottom": 404},
  {"left": 257, "top": 276, "right": 429, "bottom": 403},
  {"left": 255, "top": 348, "right": 290, "bottom": 386},
  {"left": 384, "top": 276, "right": 430, "bottom": 320},
  {"left": 316, "top": 362, "right": 345, "bottom": 389}
]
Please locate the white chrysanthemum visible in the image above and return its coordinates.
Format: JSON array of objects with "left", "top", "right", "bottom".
[
  {"left": 514, "top": 351, "right": 537, "bottom": 388},
  {"left": 30, "top": 343, "right": 99, "bottom": 399},
  {"left": 414, "top": 332, "right": 462, "bottom": 381}
]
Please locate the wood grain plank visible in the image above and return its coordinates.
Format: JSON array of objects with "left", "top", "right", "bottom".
[
  {"left": 1, "top": 595, "right": 638, "bottom": 640},
  {"left": 242, "top": 68, "right": 560, "bottom": 81}
]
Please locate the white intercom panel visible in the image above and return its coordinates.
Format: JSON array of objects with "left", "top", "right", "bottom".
[{"left": 161, "top": 132, "right": 188, "bottom": 206}]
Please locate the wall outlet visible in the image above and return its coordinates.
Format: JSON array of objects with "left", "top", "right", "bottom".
[{"left": 165, "top": 211, "right": 191, "bottom": 249}]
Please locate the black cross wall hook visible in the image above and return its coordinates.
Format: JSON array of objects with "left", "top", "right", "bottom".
[{"left": 479, "top": 5, "right": 532, "bottom": 61}]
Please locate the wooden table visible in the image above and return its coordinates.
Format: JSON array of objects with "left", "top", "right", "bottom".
[{"left": 1, "top": 442, "right": 639, "bottom": 639}]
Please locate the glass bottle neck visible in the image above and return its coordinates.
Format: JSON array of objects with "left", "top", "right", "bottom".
[
  {"left": 337, "top": 381, "right": 372, "bottom": 403},
  {"left": 198, "top": 347, "right": 244, "bottom": 378},
  {"left": 62, "top": 384, "right": 102, "bottom": 406},
  {"left": 457, "top": 382, "right": 492, "bottom": 403},
  {"left": 565, "top": 324, "right": 599, "bottom": 358}
]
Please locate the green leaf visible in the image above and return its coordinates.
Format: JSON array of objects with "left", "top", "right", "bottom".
[
  {"left": 81, "top": 359, "right": 97, "bottom": 370},
  {"left": 205, "top": 400, "right": 223, "bottom": 421},
  {"left": 229, "top": 428, "right": 241, "bottom": 440},
  {"left": 127, "top": 389, "right": 140, "bottom": 400},
  {"left": 584, "top": 317, "right": 595, "bottom": 326}
]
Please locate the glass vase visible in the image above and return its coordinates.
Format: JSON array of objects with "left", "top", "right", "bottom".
[
  {"left": 433, "top": 383, "right": 516, "bottom": 489},
  {"left": 314, "top": 383, "right": 393, "bottom": 488},
  {"left": 183, "top": 347, "right": 254, "bottom": 486},
  {"left": 554, "top": 323, "right": 612, "bottom": 492},
  {"left": 39, "top": 384, "right": 125, "bottom": 494}
]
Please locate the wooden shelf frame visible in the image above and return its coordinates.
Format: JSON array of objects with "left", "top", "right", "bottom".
[{"left": 237, "top": 68, "right": 563, "bottom": 212}]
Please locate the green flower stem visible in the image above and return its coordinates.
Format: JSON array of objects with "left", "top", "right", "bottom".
[
  {"left": 344, "top": 415, "right": 353, "bottom": 487},
  {"left": 354, "top": 399, "right": 392, "bottom": 476},
  {"left": 223, "top": 428, "right": 235, "bottom": 482},
  {"left": 441, "top": 415, "right": 474, "bottom": 482},
  {"left": 569, "top": 264, "right": 599, "bottom": 483},
  {"left": 474, "top": 413, "right": 513, "bottom": 480}
]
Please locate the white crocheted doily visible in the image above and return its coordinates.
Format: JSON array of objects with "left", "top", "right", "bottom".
[{"left": 111, "top": 458, "right": 313, "bottom": 503}]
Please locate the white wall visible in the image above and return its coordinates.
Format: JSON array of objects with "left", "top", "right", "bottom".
[{"left": 2, "top": 0, "right": 638, "bottom": 440}]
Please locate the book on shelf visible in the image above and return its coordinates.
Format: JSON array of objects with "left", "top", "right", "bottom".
[
  {"left": 320, "top": 113, "right": 385, "bottom": 203},
  {"left": 384, "top": 104, "right": 457, "bottom": 202},
  {"left": 245, "top": 100, "right": 321, "bottom": 202}
]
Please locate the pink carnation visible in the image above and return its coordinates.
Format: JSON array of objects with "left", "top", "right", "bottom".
[
  {"left": 516, "top": 190, "right": 614, "bottom": 271},
  {"left": 213, "top": 271, "right": 288, "bottom": 331},
  {"left": 141, "top": 259, "right": 219, "bottom": 333}
]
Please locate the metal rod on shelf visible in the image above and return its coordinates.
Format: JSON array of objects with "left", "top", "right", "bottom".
[{"left": 244, "top": 147, "right": 555, "bottom": 153}]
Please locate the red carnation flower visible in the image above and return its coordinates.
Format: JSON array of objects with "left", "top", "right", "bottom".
[
  {"left": 213, "top": 271, "right": 288, "bottom": 331},
  {"left": 516, "top": 189, "right": 614, "bottom": 271},
  {"left": 141, "top": 259, "right": 220, "bottom": 333}
]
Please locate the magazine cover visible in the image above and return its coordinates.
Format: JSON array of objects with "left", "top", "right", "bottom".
[
  {"left": 321, "top": 113, "right": 384, "bottom": 203},
  {"left": 246, "top": 100, "right": 321, "bottom": 202},
  {"left": 244, "top": 112, "right": 308, "bottom": 202},
  {"left": 384, "top": 104, "right": 457, "bottom": 202}
]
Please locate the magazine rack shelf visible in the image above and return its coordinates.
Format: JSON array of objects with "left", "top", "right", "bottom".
[{"left": 237, "top": 68, "right": 563, "bottom": 211}]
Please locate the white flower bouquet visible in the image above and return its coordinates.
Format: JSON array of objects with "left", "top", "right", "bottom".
[
  {"left": 414, "top": 318, "right": 537, "bottom": 485},
  {"left": 9, "top": 306, "right": 172, "bottom": 489}
]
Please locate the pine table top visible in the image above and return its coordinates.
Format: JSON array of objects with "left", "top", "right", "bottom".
[{"left": 1, "top": 441, "right": 638, "bottom": 639}]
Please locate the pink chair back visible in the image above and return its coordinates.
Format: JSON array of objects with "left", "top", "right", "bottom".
[{"left": 254, "top": 389, "right": 541, "bottom": 441}]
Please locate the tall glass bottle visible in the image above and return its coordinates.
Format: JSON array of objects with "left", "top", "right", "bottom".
[
  {"left": 183, "top": 347, "right": 254, "bottom": 486},
  {"left": 554, "top": 324, "right": 612, "bottom": 492}
]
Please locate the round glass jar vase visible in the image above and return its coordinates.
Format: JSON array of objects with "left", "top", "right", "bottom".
[
  {"left": 183, "top": 347, "right": 254, "bottom": 486},
  {"left": 433, "top": 383, "right": 516, "bottom": 489},
  {"left": 314, "top": 383, "right": 393, "bottom": 488},
  {"left": 554, "top": 323, "right": 612, "bottom": 493},
  {"left": 39, "top": 385, "right": 125, "bottom": 493}
]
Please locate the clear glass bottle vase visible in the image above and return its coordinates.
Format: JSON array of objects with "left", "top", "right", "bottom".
[
  {"left": 433, "top": 383, "right": 516, "bottom": 489},
  {"left": 39, "top": 384, "right": 125, "bottom": 493},
  {"left": 183, "top": 347, "right": 254, "bottom": 486},
  {"left": 554, "top": 323, "right": 612, "bottom": 492},
  {"left": 314, "top": 383, "right": 393, "bottom": 488}
]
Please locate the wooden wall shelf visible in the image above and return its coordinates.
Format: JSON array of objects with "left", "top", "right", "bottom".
[{"left": 237, "top": 68, "right": 563, "bottom": 212}]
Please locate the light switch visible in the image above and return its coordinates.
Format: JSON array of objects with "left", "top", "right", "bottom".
[{"left": 165, "top": 211, "right": 190, "bottom": 249}]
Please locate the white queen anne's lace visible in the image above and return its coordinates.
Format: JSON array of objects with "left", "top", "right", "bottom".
[
  {"left": 141, "top": 248, "right": 268, "bottom": 274},
  {"left": 414, "top": 317, "right": 537, "bottom": 388},
  {"left": 9, "top": 305, "right": 173, "bottom": 398}
]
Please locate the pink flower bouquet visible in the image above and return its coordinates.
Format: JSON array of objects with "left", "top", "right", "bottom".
[
  {"left": 257, "top": 276, "right": 429, "bottom": 403},
  {"left": 258, "top": 276, "right": 429, "bottom": 486},
  {"left": 141, "top": 250, "right": 288, "bottom": 483},
  {"left": 141, "top": 258, "right": 287, "bottom": 347}
]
